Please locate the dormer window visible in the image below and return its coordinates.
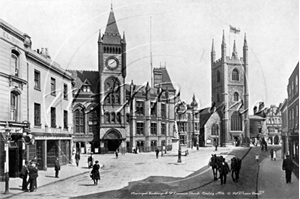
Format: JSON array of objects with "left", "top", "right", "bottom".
[{"left": 82, "top": 86, "right": 91, "bottom": 92}]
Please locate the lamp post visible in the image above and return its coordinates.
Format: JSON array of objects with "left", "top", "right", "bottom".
[
  {"left": 175, "top": 100, "right": 187, "bottom": 164},
  {"left": 190, "top": 94, "right": 198, "bottom": 150},
  {"left": 2, "top": 122, "right": 11, "bottom": 194}
]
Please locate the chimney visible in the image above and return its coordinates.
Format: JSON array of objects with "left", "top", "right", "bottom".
[
  {"left": 37, "top": 49, "right": 40, "bottom": 54},
  {"left": 45, "top": 48, "right": 48, "bottom": 55},
  {"left": 41, "top": 48, "right": 44, "bottom": 54}
]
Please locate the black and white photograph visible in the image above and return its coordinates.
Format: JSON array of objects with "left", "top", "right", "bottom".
[{"left": 0, "top": 0, "right": 299, "bottom": 198}]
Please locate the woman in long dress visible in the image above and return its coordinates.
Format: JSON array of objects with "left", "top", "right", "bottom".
[{"left": 90, "top": 160, "right": 100, "bottom": 185}]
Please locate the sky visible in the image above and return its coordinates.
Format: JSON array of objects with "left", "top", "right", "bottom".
[{"left": 1, "top": 0, "right": 299, "bottom": 113}]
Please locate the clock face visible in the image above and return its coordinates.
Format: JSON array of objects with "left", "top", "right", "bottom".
[{"left": 106, "top": 57, "right": 119, "bottom": 70}]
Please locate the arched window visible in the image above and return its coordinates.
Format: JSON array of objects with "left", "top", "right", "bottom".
[
  {"left": 11, "top": 50, "right": 19, "bottom": 77},
  {"left": 105, "top": 112, "right": 110, "bottom": 123},
  {"left": 232, "top": 69, "right": 239, "bottom": 81},
  {"left": 104, "top": 77, "right": 120, "bottom": 105},
  {"left": 10, "top": 91, "right": 19, "bottom": 121},
  {"left": 211, "top": 123, "right": 219, "bottom": 135},
  {"left": 231, "top": 111, "right": 242, "bottom": 131},
  {"left": 217, "top": 71, "right": 220, "bottom": 82},
  {"left": 111, "top": 112, "right": 115, "bottom": 123},
  {"left": 117, "top": 112, "right": 121, "bottom": 123},
  {"left": 74, "top": 108, "right": 85, "bottom": 133},
  {"left": 233, "top": 92, "right": 239, "bottom": 101}
]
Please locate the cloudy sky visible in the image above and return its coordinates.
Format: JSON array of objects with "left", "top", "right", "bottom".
[{"left": 1, "top": 0, "right": 298, "bottom": 112}]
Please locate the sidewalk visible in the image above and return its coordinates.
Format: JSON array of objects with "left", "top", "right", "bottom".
[
  {"left": 258, "top": 150, "right": 299, "bottom": 199},
  {"left": 0, "top": 154, "right": 103, "bottom": 198}
]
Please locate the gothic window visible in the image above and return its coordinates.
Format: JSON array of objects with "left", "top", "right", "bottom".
[
  {"left": 161, "top": 123, "right": 166, "bottom": 135},
  {"left": 88, "top": 110, "right": 98, "bottom": 133},
  {"left": 117, "top": 112, "right": 121, "bottom": 123},
  {"left": 104, "top": 77, "right": 120, "bottom": 105},
  {"left": 233, "top": 92, "right": 239, "bottom": 101},
  {"left": 105, "top": 112, "right": 110, "bottom": 123},
  {"left": 74, "top": 108, "right": 85, "bottom": 133},
  {"left": 211, "top": 123, "right": 219, "bottom": 135},
  {"left": 231, "top": 111, "right": 242, "bottom": 131},
  {"left": 217, "top": 71, "right": 220, "bottom": 82},
  {"left": 232, "top": 69, "right": 239, "bottom": 81},
  {"left": 11, "top": 50, "right": 19, "bottom": 77},
  {"left": 111, "top": 112, "right": 116, "bottom": 123}
]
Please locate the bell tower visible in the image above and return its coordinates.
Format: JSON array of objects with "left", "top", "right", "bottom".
[{"left": 98, "top": 6, "right": 127, "bottom": 153}]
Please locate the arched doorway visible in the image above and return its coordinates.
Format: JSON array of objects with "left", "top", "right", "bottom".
[
  {"left": 274, "top": 135, "right": 279, "bottom": 145},
  {"left": 103, "top": 129, "right": 122, "bottom": 153}
]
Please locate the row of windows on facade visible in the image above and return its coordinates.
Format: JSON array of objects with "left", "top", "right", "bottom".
[
  {"left": 288, "top": 105, "right": 299, "bottom": 129},
  {"left": 177, "top": 122, "right": 200, "bottom": 131},
  {"left": 288, "top": 74, "right": 299, "bottom": 97},
  {"left": 135, "top": 140, "right": 167, "bottom": 148},
  {"left": 34, "top": 103, "right": 68, "bottom": 129},
  {"left": 267, "top": 117, "right": 281, "bottom": 124},
  {"left": 103, "top": 46, "right": 122, "bottom": 54},
  {"left": 74, "top": 109, "right": 97, "bottom": 133},
  {"left": 217, "top": 69, "right": 240, "bottom": 82},
  {"left": 10, "top": 51, "right": 69, "bottom": 100},
  {"left": 136, "top": 122, "right": 166, "bottom": 135}
]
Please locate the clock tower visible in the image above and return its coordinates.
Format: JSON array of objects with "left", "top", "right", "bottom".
[{"left": 98, "top": 7, "right": 127, "bottom": 153}]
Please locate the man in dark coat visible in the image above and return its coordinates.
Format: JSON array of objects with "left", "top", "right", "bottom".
[
  {"left": 282, "top": 155, "right": 294, "bottom": 183},
  {"left": 54, "top": 157, "right": 60, "bottom": 178},
  {"left": 155, "top": 148, "right": 159, "bottom": 159},
  {"left": 75, "top": 152, "right": 80, "bottom": 167},
  {"left": 91, "top": 160, "right": 100, "bottom": 185},
  {"left": 20, "top": 161, "right": 29, "bottom": 191},
  {"left": 28, "top": 161, "right": 38, "bottom": 192},
  {"left": 219, "top": 157, "right": 230, "bottom": 185}
]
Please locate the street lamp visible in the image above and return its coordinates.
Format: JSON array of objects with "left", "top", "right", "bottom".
[
  {"left": 175, "top": 100, "right": 187, "bottom": 163},
  {"left": 2, "top": 122, "right": 11, "bottom": 194},
  {"left": 190, "top": 94, "right": 198, "bottom": 150}
]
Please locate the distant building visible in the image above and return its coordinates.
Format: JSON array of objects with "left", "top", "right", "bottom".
[
  {"left": 280, "top": 99, "right": 288, "bottom": 158},
  {"left": 265, "top": 104, "right": 282, "bottom": 145},
  {"left": 211, "top": 31, "right": 249, "bottom": 146},
  {"left": 287, "top": 62, "right": 299, "bottom": 177}
]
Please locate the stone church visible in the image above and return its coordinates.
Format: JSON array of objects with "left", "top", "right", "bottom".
[{"left": 211, "top": 31, "right": 250, "bottom": 146}]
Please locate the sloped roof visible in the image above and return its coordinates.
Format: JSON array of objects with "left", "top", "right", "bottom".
[
  {"left": 153, "top": 67, "right": 175, "bottom": 91},
  {"left": 102, "top": 9, "right": 121, "bottom": 45},
  {"left": 199, "top": 108, "right": 212, "bottom": 127},
  {"left": 67, "top": 70, "right": 99, "bottom": 94}
]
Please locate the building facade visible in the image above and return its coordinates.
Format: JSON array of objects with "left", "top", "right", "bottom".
[
  {"left": 280, "top": 99, "right": 288, "bottom": 158},
  {"left": 211, "top": 32, "right": 249, "bottom": 146},
  {"left": 0, "top": 19, "right": 73, "bottom": 181},
  {"left": 265, "top": 104, "right": 282, "bottom": 145},
  {"left": 0, "top": 19, "right": 29, "bottom": 179},
  {"left": 287, "top": 62, "right": 299, "bottom": 177},
  {"left": 26, "top": 47, "right": 74, "bottom": 170}
]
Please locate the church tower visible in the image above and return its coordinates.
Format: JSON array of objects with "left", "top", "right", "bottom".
[
  {"left": 211, "top": 31, "right": 249, "bottom": 146},
  {"left": 98, "top": 6, "right": 127, "bottom": 153}
]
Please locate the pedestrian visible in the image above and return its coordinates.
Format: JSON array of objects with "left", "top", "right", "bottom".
[
  {"left": 28, "top": 161, "right": 38, "bottom": 192},
  {"left": 270, "top": 149, "right": 274, "bottom": 160},
  {"left": 273, "top": 150, "right": 277, "bottom": 161},
  {"left": 282, "top": 155, "right": 294, "bottom": 183},
  {"left": 90, "top": 160, "right": 100, "bottom": 185},
  {"left": 214, "top": 139, "right": 218, "bottom": 151},
  {"left": 75, "top": 152, "right": 80, "bottom": 167},
  {"left": 155, "top": 148, "right": 159, "bottom": 159},
  {"left": 219, "top": 157, "right": 230, "bottom": 185},
  {"left": 255, "top": 154, "right": 259, "bottom": 162},
  {"left": 54, "top": 157, "right": 60, "bottom": 178},
  {"left": 88, "top": 154, "right": 93, "bottom": 168},
  {"left": 20, "top": 160, "right": 29, "bottom": 191},
  {"left": 115, "top": 149, "right": 119, "bottom": 159}
]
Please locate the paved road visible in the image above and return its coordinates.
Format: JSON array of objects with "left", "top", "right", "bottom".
[
  {"left": 1, "top": 147, "right": 234, "bottom": 199},
  {"left": 258, "top": 150, "right": 299, "bottom": 199}
]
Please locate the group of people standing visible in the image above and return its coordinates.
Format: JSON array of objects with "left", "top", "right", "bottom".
[
  {"left": 20, "top": 157, "right": 38, "bottom": 192},
  {"left": 20, "top": 156, "right": 60, "bottom": 192}
]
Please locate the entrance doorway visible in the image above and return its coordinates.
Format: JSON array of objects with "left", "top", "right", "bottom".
[{"left": 103, "top": 130, "right": 122, "bottom": 153}]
